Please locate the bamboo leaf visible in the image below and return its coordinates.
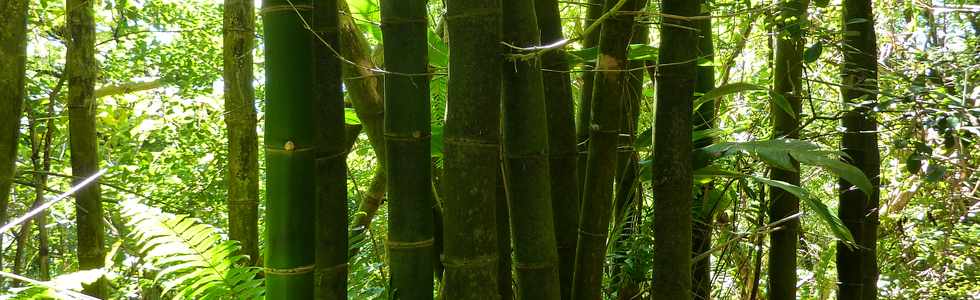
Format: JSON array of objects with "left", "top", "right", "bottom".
[
  {"left": 693, "top": 167, "right": 855, "bottom": 243},
  {"left": 769, "top": 92, "right": 797, "bottom": 119},
  {"left": 804, "top": 42, "right": 823, "bottom": 63}
]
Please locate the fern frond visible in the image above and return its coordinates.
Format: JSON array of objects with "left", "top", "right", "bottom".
[{"left": 121, "top": 199, "right": 264, "bottom": 299}]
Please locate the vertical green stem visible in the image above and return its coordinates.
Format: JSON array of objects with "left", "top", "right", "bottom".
[
  {"left": 0, "top": 0, "right": 29, "bottom": 287},
  {"left": 571, "top": 0, "right": 647, "bottom": 298},
  {"left": 223, "top": 0, "right": 260, "bottom": 266},
  {"left": 313, "top": 0, "right": 349, "bottom": 297},
  {"left": 66, "top": 0, "right": 108, "bottom": 296},
  {"left": 262, "top": 0, "right": 316, "bottom": 297},
  {"left": 534, "top": 1, "right": 581, "bottom": 297},
  {"left": 768, "top": 1, "right": 808, "bottom": 299},
  {"left": 838, "top": 0, "right": 880, "bottom": 299},
  {"left": 442, "top": 0, "right": 503, "bottom": 298},
  {"left": 652, "top": 0, "right": 699, "bottom": 299},
  {"left": 692, "top": 0, "right": 716, "bottom": 298},
  {"left": 380, "top": 0, "right": 434, "bottom": 298},
  {"left": 501, "top": 0, "right": 562, "bottom": 298}
]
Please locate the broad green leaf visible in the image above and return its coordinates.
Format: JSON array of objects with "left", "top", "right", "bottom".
[
  {"left": 791, "top": 150, "right": 874, "bottom": 195},
  {"left": 345, "top": 108, "right": 361, "bottom": 125},
  {"left": 804, "top": 42, "right": 823, "bottom": 63},
  {"left": 693, "top": 167, "right": 855, "bottom": 243},
  {"left": 769, "top": 92, "right": 797, "bottom": 119},
  {"left": 694, "top": 82, "right": 766, "bottom": 110},
  {"left": 702, "top": 139, "right": 874, "bottom": 195}
]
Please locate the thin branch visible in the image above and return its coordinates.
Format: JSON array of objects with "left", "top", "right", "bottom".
[
  {"left": 692, "top": 212, "right": 803, "bottom": 263},
  {"left": 0, "top": 169, "right": 106, "bottom": 235}
]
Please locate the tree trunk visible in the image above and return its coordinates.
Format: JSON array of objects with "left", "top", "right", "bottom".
[
  {"left": 652, "top": 0, "right": 698, "bottom": 299},
  {"left": 501, "top": 0, "right": 561, "bottom": 298},
  {"left": 66, "top": 0, "right": 108, "bottom": 296},
  {"left": 0, "top": 0, "right": 29, "bottom": 287},
  {"left": 312, "top": 0, "right": 349, "bottom": 298},
  {"left": 442, "top": 0, "right": 503, "bottom": 297},
  {"left": 838, "top": 0, "right": 880, "bottom": 299},
  {"left": 380, "top": 0, "right": 435, "bottom": 298},
  {"left": 223, "top": 0, "right": 259, "bottom": 267},
  {"left": 575, "top": 0, "right": 607, "bottom": 191},
  {"left": 571, "top": 0, "right": 647, "bottom": 298},
  {"left": 768, "top": 1, "right": 809, "bottom": 299},
  {"left": 261, "top": 0, "right": 316, "bottom": 296},
  {"left": 338, "top": 0, "right": 388, "bottom": 237},
  {"left": 692, "top": 1, "right": 716, "bottom": 299},
  {"left": 534, "top": 1, "right": 581, "bottom": 297}
]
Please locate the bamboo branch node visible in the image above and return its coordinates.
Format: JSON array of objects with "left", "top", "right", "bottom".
[
  {"left": 443, "top": 137, "right": 499, "bottom": 148},
  {"left": 577, "top": 227, "right": 608, "bottom": 238},
  {"left": 264, "top": 264, "right": 315, "bottom": 275},
  {"left": 384, "top": 132, "right": 432, "bottom": 141},
  {"left": 386, "top": 238, "right": 435, "bottom": 249},
  {"left": 316, "top": 263, "right": 348, "bottom": 274},
  {"left": 260, "top": 4, "right": 312, "bottom": 15},
  {"left": 514, "top": 261, "right": 559, "bottom": 270},
  {"left": 442, "top": 255, "right": 499, "bottom": 268},
  {"left": 227, "top": 199, "right": 257, "bottom": 206},
  {"left": 445, "top": 8, "right": 501, "bottom": 21},
  {"left": 380, "top": 17, "right": 427, "bottom": 26}
]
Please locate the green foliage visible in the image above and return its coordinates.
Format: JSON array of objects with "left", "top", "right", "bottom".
[
  {"left": 121, "top": 200, "right": 265, "bottom": 299},
  {"left": 701, "top": 139, "right": 874, "bottom": 195},
  {"left": 694, "top": 166, "right": 855, "bottom": 243}
]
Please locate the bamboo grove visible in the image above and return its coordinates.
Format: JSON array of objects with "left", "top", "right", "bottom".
[{"left": 2, "top": 0, "right": 980, "bottom": 299}]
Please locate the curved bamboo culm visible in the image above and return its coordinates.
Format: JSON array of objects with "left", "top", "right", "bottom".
[
  {"left": 768, "top": 1, "right": 808, "bottom": 299},
  {"left": 379, "top": 0, "right": 434, "bottom": 299},
  {"left": 0, "top": 0, "right": 30, "bottom": 288},
  {"left": 612, "top": 23, "right": 647, "bottom": 300},
  {"left": 222, "top": 0, "right": 260, "bottom": 267},
  {"left": 534, "top": 1, "right": 581, "bottom": 297},
  {"left": 652, "top": 0, "right": 699, "bottom": 299},
  {"left": 838, "top": 0, "right": 880, "bottom": 299},
  {"left": 571, "top": 0, "right": 648, "bottom": 298},
  {"left": 261, "top": 0, "right": 316, "bottom": 297},
  {"left": 338, "top": 0, "right": 388, "bottom": 240},
  {"left": 501, "top": 0, "right": 561, "bottom": 298},
  {"left": 442, "top": 0, "right": 504, "bottom": 298},
  {"left": 692, "top": 0, "right": 716, "bottom": 298},
  {"left": 66, "top": 0, "right": 109, "bottom": 297},
  {"left": 312, "top": 0, "right": 349, "bottom": 298},
  {"left": 575, "top": 0, "right": 608, "bottom": 191}
]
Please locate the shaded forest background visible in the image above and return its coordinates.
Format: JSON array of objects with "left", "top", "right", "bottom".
[{"left": 0, "top": 0, "right": 979, "bottom": 299}]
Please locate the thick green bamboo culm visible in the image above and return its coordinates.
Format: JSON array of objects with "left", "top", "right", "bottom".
[
  {"left": 571, "top": 0, "right": 647, "bottom": 298},
  {"left": 222, "top": 0, "right": 259, "bottom": 267},
  {"left": 768, "top": 1, "right": 808, "bottom": 299},
  {"left": 442, "top": 0, "right": 503, "bottom": 298},
  {"left": 501, "top": 0, "right": 561, "bottom": 298},
  {"left": 0, "top": 0, "right": 30, "bottom": 287},
  {"left": 838, "top": 0, "right": 880, "bottom": 299},
  {"left": 66, "top": 0, "right": 109, "bottom": 297},
  {"left": 262, "top": 0, "right": 316, "bottom": 297},
  {"left": 380, "top": 0, "right": 434, "bottom": 299},
  {"left": 312, "top": 0, "right": 349, "bottom": 298},
  {"left": 534, "top": 0, "right": 580, "bottom": 297},
  {"left": 652, "top": 0, "right": 699, "bottom": 299},
  {"left": 692, "top": 0, "right": 716, "bottom": 298}
]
